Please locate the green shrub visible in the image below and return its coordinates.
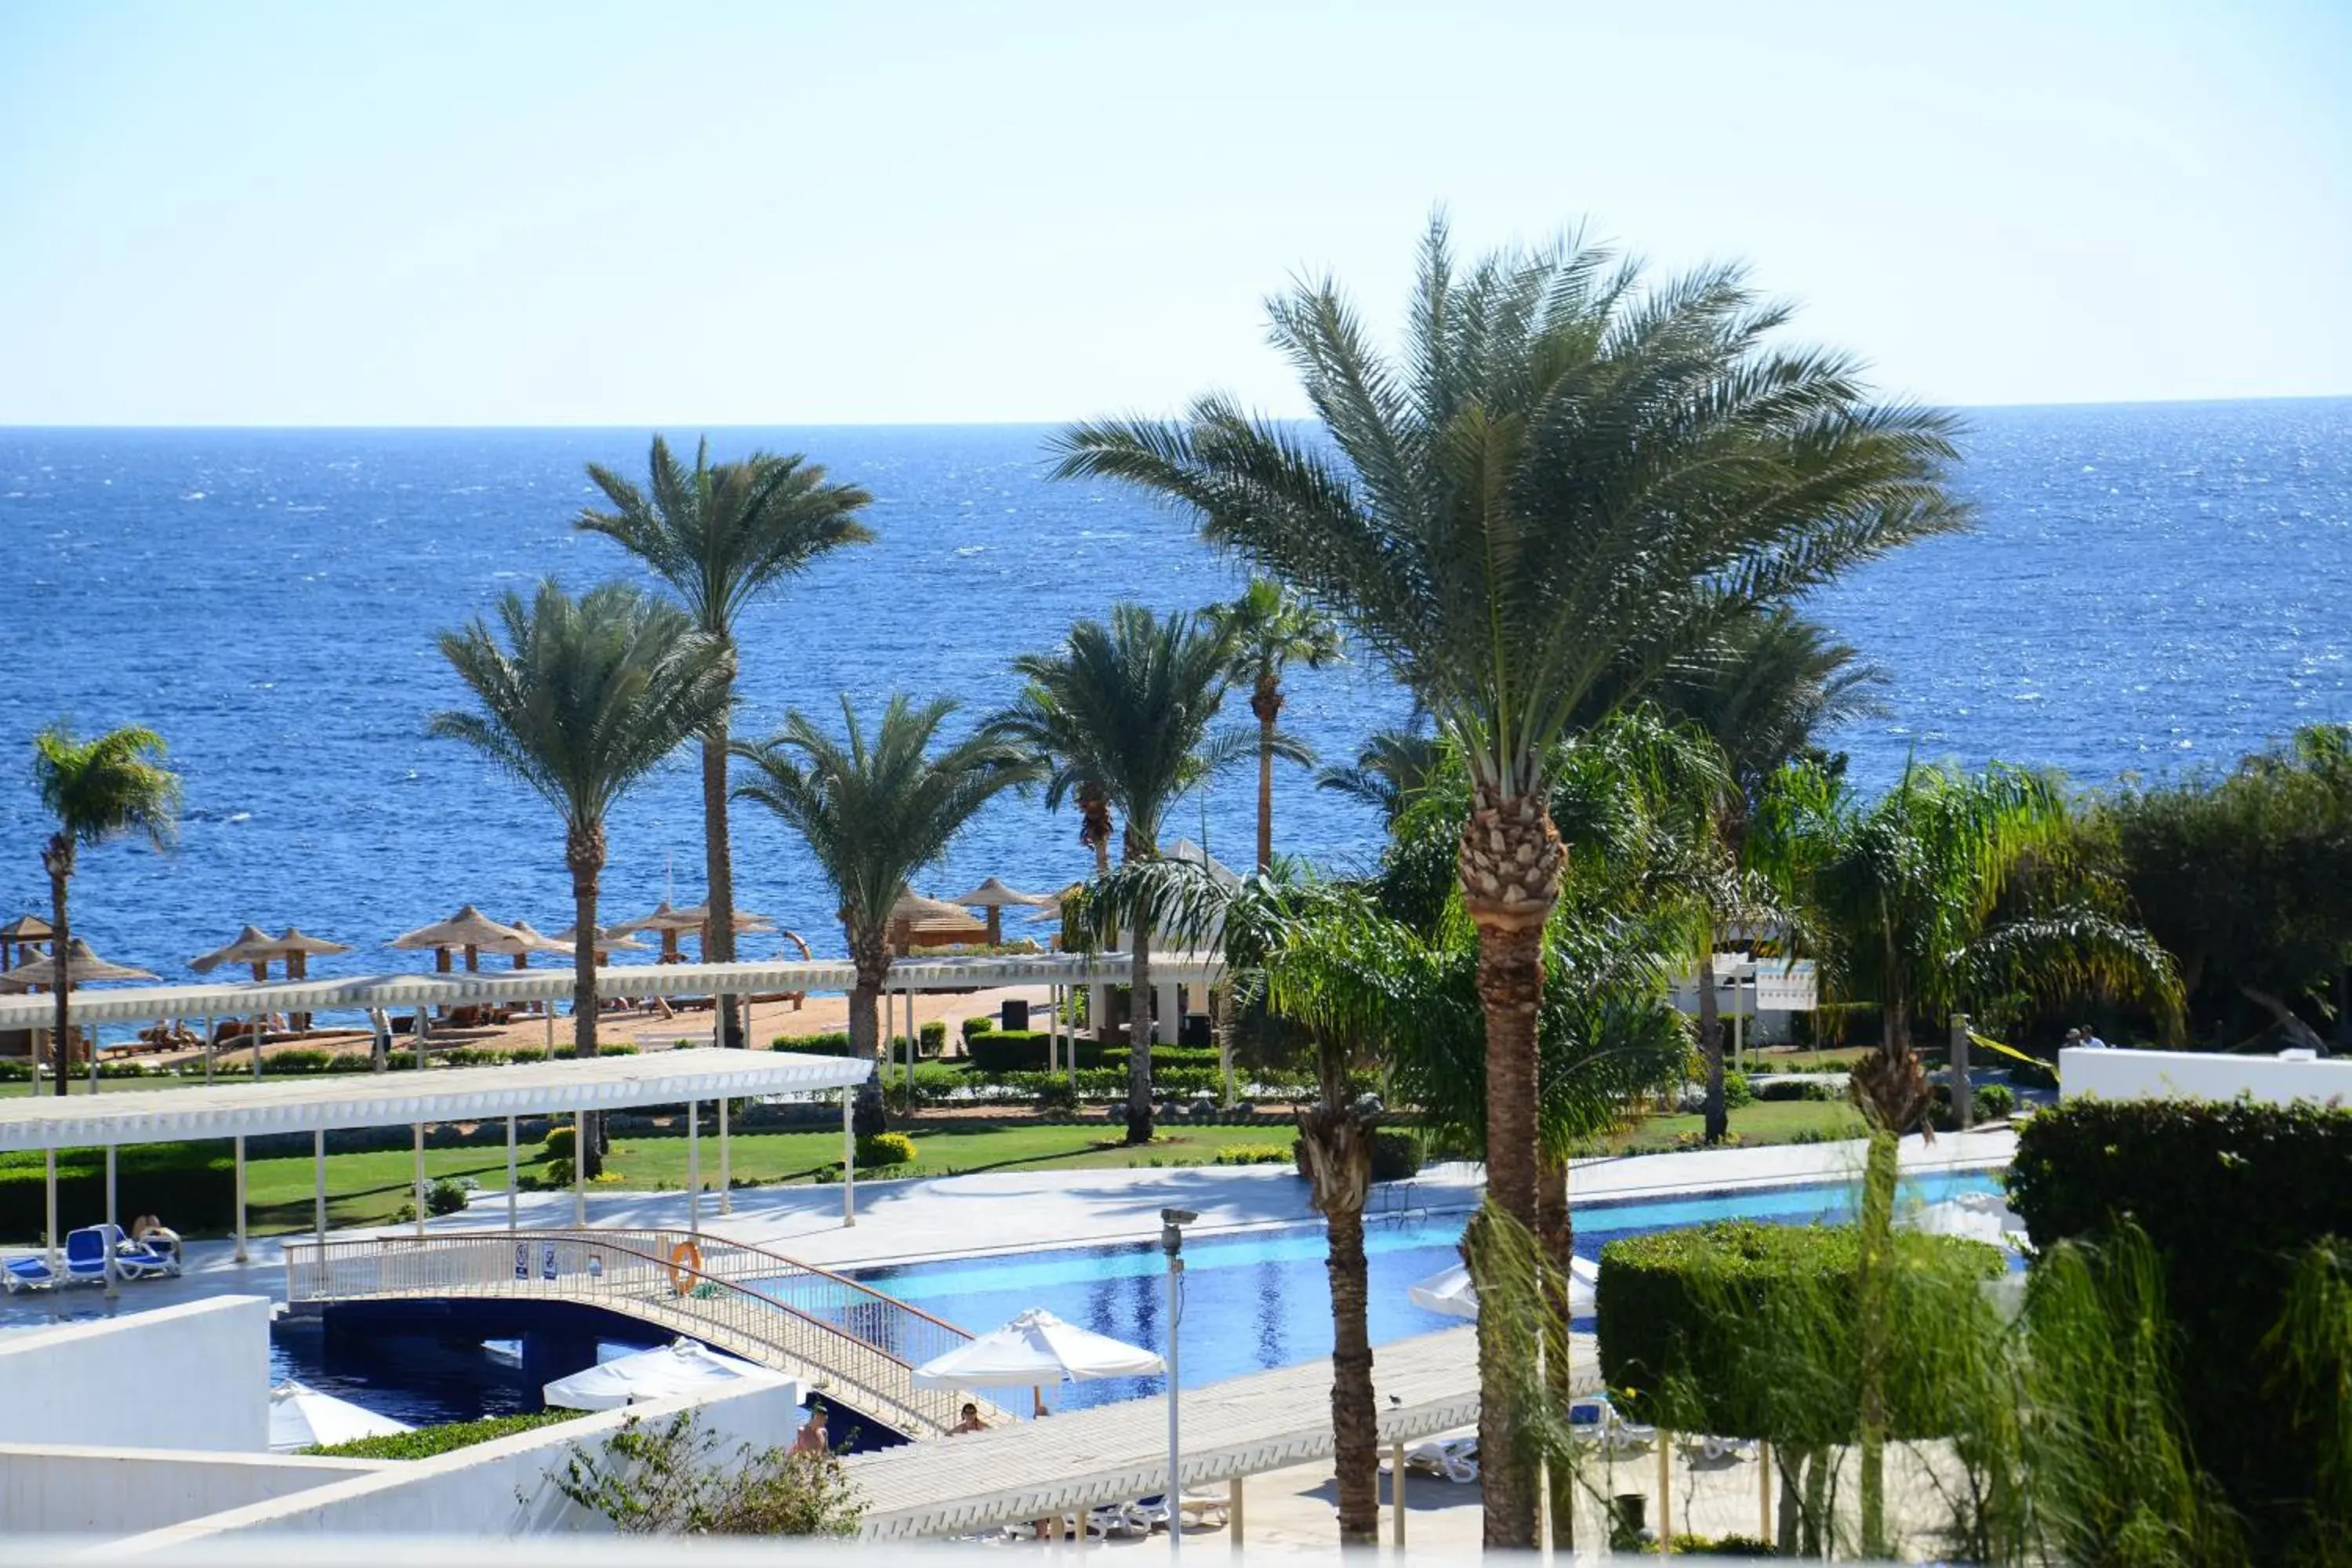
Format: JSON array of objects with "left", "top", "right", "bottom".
[
  {"left": 854, "top": 1131, "right": 916, "bottom": 1169},
  {"left": 1597, "top": 1220, "right": 2005, "bottom": 1436},
  {"left": 771, "top": 1033, "right": 855, "bottom": 1057},
  {"left": 920, "top": 1019, "right": 946, "bottom": 1055},
  {"left": 95, "top": 1058, "right": 158, "bottom": 1079},
  {"left": 1370, "top": 1131, "right": 1424, "bottom": 1182},
  {"left": 307, "top": 1409, "right": 579, "bottom": 1459},
  {"left": 1722, "top": 1070, "right": 1754, "bottom": 1109},
  {"left": 961, "top": 1015, "right": 994, "bottom": 1043},
  {"left": 1657, "top": 1532, "right": 1774, "bottom": 1556},
  {"left": 1034, "top": 1079, "right": 1078, "bottom": 1113},
  {"left": 1213, "top": 1143, "right": 1293, "bottom": 1166},
  {"left": 597, "top": 1043, "right": 638, "bottom": 1057},
  {"left": 543, "top": 1125, "right": 576, "bottom": 1161},
  {"left": 1755, "top": 1078, "right": 1840, "bottom": 1102},
  {"left": 426, "top": 1178, "right": 470, "bottom": 1216},
  {"left": 2009, "top": 1098, "right": 2352, "bottom": 1551},
  {"left": 1973, "top": 1082, "right": 2016, "bottom": 1120},
  {"left": 506, "top": 1046, "right": 550, "bottom": 1064},
  {"left": 540, "top": 1157, "right": 576, "bottom": 1189},
  {"left": 965, "top": 1029, "right": 1098, "bottom": 1073},
  {"left": 0, "top": 1142, "right": 237, "bottom": 1236},
  {"left": 0, "top": 1058, "right": 31, "bottom": 1082}
]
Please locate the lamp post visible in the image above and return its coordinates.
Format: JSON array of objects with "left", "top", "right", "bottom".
[{"left": 1161, "top": 1206, "right": 1196, "bottom": 1557}]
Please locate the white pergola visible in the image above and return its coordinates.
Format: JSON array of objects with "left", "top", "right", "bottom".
[{"left": 0, "top": 1047, "right": 867, "bottom": 1294}]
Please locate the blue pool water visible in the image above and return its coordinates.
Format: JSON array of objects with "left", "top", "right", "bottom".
[{"left": 850, "top": 1168, "right": 2007, "bottom": 1411}]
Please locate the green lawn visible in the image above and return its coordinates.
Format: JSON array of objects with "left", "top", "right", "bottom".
[{"left": 1600, "top": 1098, "right": 1867, "bottom": 1154}]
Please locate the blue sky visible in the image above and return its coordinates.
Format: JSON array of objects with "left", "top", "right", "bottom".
[{"left": 3, "top": 1, "right": 2347, "bottom": 424}]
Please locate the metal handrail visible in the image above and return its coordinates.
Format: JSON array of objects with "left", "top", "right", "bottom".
[{"left": 284, "top": 1228, "right": 989, "bottom": 1436}]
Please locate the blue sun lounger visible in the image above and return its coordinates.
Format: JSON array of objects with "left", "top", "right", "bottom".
[{"left": 2, "top": 1254, "right": 57, "bottom": 1293}]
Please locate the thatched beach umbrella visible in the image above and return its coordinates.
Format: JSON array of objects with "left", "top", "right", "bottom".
[
  {"left": 887, "top": 890, "right": 989, "bottom": 954},
  {"left": 480, "top": 919, "right": 574, "bottom": 971},
  {"left": 391, "top": 905, "right": 524, "bottom": 973},
  {"left": 191, "top": 924, "right": 285, "bottom": 982},
  {"left": 0, "top": 913, "right": 52, "bottom": 974},
  {"left": 949, "top": 877, "right": 1057, "bottom": 945},
  {"left": 4, "top": 938, "right": 158, "bottom": 989},
  {"left": 613, "top": 900, "right": 706, "bottom": 963},
  {"left": 552, "top": 922, "right": 651, "bottom": 965},
  {"left": 271, "top": 927, "right": 350, "bottom": 982},
  {"left": 659, "top": 901, "right": 779, "bottom": 958}
]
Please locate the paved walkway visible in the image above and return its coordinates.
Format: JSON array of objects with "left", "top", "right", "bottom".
[{"left": 0, "top": 1127, "right": 2016, "bottom": 1329}]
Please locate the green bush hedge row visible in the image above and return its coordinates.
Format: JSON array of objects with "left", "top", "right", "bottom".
[
  {"left": 1596, "top": 1219, "right": 2005, "bottom": 1436},
  {"left": 2009, "top": 1098, "right": 2352, "bottom": 1545},
  {"left": 0, "top": 1143, "right": 238, "bottom": 1236},
  {"left": 306, "top": 1409, "right": 579, "bottom": 1459},
  {"left": 1755, "top": 1078, "right": 1843, "bottom": 1102}
]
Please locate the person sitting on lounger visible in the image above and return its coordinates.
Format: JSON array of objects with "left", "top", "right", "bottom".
[{"left": 949, "top": 1402, "right": 988, "bottom": 1435}]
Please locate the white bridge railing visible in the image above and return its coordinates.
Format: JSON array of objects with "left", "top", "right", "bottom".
[{"left": 285, "top": 1227, "right": 992, "bottom": 1438}]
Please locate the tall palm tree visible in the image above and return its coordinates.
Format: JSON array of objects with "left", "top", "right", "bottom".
[
  {"left": 1205, "top": 578, "right": 1342, "bottom": 868},
  {"left": 30, "top": 724, "right": 180, "bottom": 1097},
  {"left": 733, "top": 695, "right": 1040, "bottom": 1134},
  {"left": 1659, "top": 608, "right": 1889, "bottom": 1142},
  {"left": 578, "top": 435, "right": 874, "bottom": 1047},
  {"left": 1051, "top": 218, "right": 1967, "bottom": 1544},
  {"left": 997, "top": 604, "right": 1285, "bottom": 1143},
  {"left": 1795, "top": 760, "right": 2182, "bottom": 1554},
  {"left": 431, "top": 580, "right": 731, "bottom": 1173}
]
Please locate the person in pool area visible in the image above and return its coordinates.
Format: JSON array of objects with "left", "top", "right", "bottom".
[
  {"left": 793, "top": 1402, "right": 829, "bottom": 1455},
  {"left": 2077, "top": 1025, "right": 2110, "bottom": 1050},
  {"left": 949, "top": 1402, "right": 988, "bottom": 1435}
]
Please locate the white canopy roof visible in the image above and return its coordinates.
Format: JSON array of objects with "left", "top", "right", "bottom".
[
  {"left": 911, "top": 1308, "right": 1163, "bottom": 1388},
  {"left": 543, "top": 1338, "right": 794, "bottom": 1411},
  {"left": 0, "top": 952, "right": 1222, "bottom": 1030},
  {"left": 0, "top": 1046, "right": 867, "bottom": 1154},
  {"left": 269, "top": 1382, "right": 412, "bottom": 1451}
]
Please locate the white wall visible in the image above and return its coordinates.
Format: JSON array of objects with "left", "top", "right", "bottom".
[
  {"left": 112, "top": 1375, "right": 804, "bottom": 1550},
  {"left": 0, "top": 1443, "right": 379, "bottom": 1535},
  {"left": 2061, "top": 1047, "right": 2352, "bottom": 1107},
  {"left": 0, "top": 1295, "right": 270, "bottom": 1452}
]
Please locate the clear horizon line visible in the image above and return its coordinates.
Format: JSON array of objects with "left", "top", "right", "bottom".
[{"left": 3, "top": 390, "right": 2349, "bottom": 434}]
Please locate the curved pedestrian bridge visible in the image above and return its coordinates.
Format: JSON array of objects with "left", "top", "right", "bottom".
[{"left": 283, "top": 1226, "right": 1005, "bottom": 1438}]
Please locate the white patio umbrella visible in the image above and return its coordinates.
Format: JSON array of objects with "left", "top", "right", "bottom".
[
  {"left": 268, "top": 1382, "right": 412, "bottom": 1451},
  {"left": 911, "top": 1308, "right": 1164, "bottom": 1389},
  {"left": 542, "top": 1338, "right": 794, "bottom": 1412},
  {"left": 1409, "top": 1255, "right": 1598, "bottom": 1319},
  {"left": 1907, "top": 1194, "right": 2027, "bottom": 1250}
]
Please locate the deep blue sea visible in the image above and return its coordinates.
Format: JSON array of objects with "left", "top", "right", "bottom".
[{"left": 2, "top": 403, "right": 2347, "bottom": 994}]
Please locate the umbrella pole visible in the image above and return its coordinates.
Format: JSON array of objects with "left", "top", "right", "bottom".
[
  {"left": 718, "top": 1095, "right": 731, "bottom": 1215},
  {"left": 416, "top": 1008, "right": 428, "bottom": 1071},
  {"left": 687, "top": 1098, "right": 700, "bottom": 1238},
  {"left": 233, "top": 1137, "right": 248, "bottom": 1262}
]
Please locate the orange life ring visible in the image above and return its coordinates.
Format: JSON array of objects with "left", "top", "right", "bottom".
[{"left": 668, "top": 1240, "right": 703, "bottom": 1295}]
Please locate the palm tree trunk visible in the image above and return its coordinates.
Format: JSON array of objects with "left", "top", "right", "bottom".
[
  {"left": 566, "top": 821, "right": 606, "bottom": 1178},
  {"left": 702, "top": 717, "right": 742, "bottom": 1048},
  {"left": 1698, "top": 938, "right": 1727, "bottom": 1144},
  {"left": 1855, "top": 996, "right": 1903, "bottom": 1559},
  {"left": 1256, "top": 717, "right": 1276, "bottom": 871},
  {"left": 1126, "top": 920, "right": 1153, "bottom": 1145},
  {"left": 1457, "top": 785, "right": 1563, "bottom": 1552},
  {"left": 848, "top": 927, "right": 889, "bottom": 1137},
  {"left": 1538, "top": 1156, "right": 1576, "bottom": 1552},
  {"left": 1298, "top": 1062, "right": 1377, "bottom": 1548},
  {"left": 42, "top": 837, "right": 72, "bottom": 1098}
]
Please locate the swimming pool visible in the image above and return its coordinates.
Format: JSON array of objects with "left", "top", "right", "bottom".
[{"left": 848, "top": 1167, "right": 2006, "bottom": 1411}]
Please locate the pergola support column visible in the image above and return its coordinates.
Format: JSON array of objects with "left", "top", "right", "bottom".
[
  {"left": 506, "top": 1116, "right": 518, "bottom": 1229},
  {"left": 718, "top": 1096, "right": 731, "bottom": 1214},
  {"left": 103, "top": 1143, "right": 118, "bottom": 1298},
  {"left": 314, "top": 1131, "right": 327, "bottom": 1236},
  {"left": 233, "top": 1136, "right": 247, "bottom": 1262},
  {"left": 840, "top": 1086, "right": 855, "bottom": 1227},
  {"left": 572, "top": 1110, "right": 587, "bottom": 1226},
  {"left": 686, "top": 1098, "right": 701, "bottom": 1237},
  {"left": 412, "top": 1124, "right": 426, "bottom": 1238},
  {"left": 43, "top": 1150, "right": 57, "bottom": 1271}
]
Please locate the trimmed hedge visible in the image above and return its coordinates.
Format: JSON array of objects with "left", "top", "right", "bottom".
[
  {"left": 2009, "top": 1098, "right": 2352, "bottom": 1549},
  {"left": 772, "top": 1033, "right": 856, "bottom": 1057},
  {"left": 0, "top": 1142, "right": 238, "bottom": 1236},
  {"left": 1755, "top": 1078, "right": 1841, "bottom": 1102},
  {"left": 855, "top": 1131, "right": 917, "bottom": 1169},
  {"left": 1597, "top": 1220, "right": 2005, "bottom": 1436},
  {"left": 306, "top": 1408, "right": 578, "bottom": 1459}
]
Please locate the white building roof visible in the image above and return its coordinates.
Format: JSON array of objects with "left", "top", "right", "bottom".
[
  {"left": 0, "top": 1046, "right": 865, "bottom": 1153},
  {"left": 0, "top": 952, "right": 1221, "bottom": 1031}
]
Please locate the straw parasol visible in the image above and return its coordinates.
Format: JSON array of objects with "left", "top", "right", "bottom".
[
  {"left": 612, "top": 900, "right": 706, "bottom": 963},
  {"left": 391, "top": 906, "right": 525, "bottom": 973},
  {"left": 651, "top": 902, "right": 780, "bottom": 959},
  {"left": 887, "top": 890, "right": 989, "bottom": 956},
  {"left": 553, "top": 923, "right": 652, "bottom": 964},
  {"left": 270, "top": 927, "right": 350, "bottom": 982},
  {"left": 949, "top": 877, "right": 1057, "bottom": 945},
  {"left": 3, "top": 938, "right": 158, "bottom": 989},
  {"left": 478, "top": 919, "right": 575, "bottom": 971},
  {"left": 190, "top": 924, "right": 286, "bottom": 982},
  {"left": 0, "top": 914, "right": 51, "bottom": 974}
]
